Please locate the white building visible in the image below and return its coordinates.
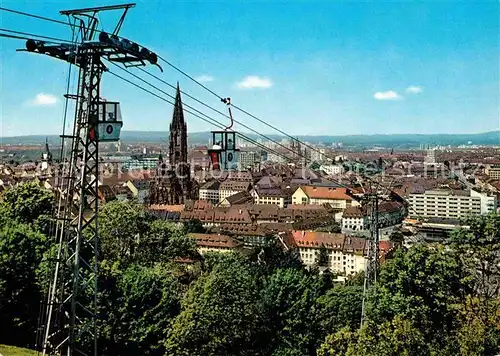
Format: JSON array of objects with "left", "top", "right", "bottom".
[
  {"left": 320, "top": 164, "right": 345, "bottom": 176},
  {"left": 198, "top": 180, "right": 221, "bottom": 204},
  {"left": 408, "top": 189, "right": 497, "bottom": 219},
  {"left": 292, "top": 186, "right": 359, "bottom": 210},
  {"left": 219, "top": 180, "right": 251, "bottom": 202},
  {"left": 251, "top": 187, "right": 292, "bottom": 208},
  {"left": 291, "top": 231, "right": 367, "bottom": 276},
  {"left": 341, "top": 201, "right": 406, "bottom": 235}
]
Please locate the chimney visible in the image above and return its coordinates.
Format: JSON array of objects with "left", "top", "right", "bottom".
[
  {"left": 239, "top": 209, "right": 242, "bottom": 214},
  {"left": 302, "top": 230, "right": 305, "bottom": 237}
]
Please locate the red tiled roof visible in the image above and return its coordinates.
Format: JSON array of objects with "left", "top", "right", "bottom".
[
  {"left": 189, "top": 233, "right": 242, "bottom": 248},
  {"left": 299, "top": 186, "right": 354, "bottom": 200},
  {"left": 291, "top": 230, "right": 345, "bottom": 250},
  {"left": 149, "top": 204, "right": 184, "bottom": 212}
]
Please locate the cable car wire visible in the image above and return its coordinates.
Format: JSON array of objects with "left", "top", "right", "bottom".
[
  {"left": 106, "top": 69, "right": 292, "bottom": 164},
  {"left": 0, "top": 14, "right": 426, "bottom": 219}
]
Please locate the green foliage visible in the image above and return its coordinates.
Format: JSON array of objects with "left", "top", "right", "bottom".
[
  {"left": 450, "top": 213, "right": 500, "bottom": 300},
  {"left": 388, "top": 230, "right": 404, "bottom": 246},
  {"left": 0, "top": 181, "right": 54, "bottom": 225},
  {"left": 317, "top": 284, "right": 363, "bottom": 334},
  {"left": 319, "top": 316, "right": 428, "bottom": 356},
  {"left": 259, "top": 268, "right": 325, "bottom": 355},
  {"left": 367, "top": 244, "right": 469, "bottom": 347},
  {"left": 99, "top": 201, "right": 197, "bottom": 267},
  {"left": 315, "top": 244, "right": 329, "bottom": 267},
  {"left": 165, "top": 254, "right": 261, "bottom": 356},
  {"left": 250, "top": 240, "right": 303, "bottom": 275},
  {"left": 315, "top": 223, "right": 341, "bottom": 233},
  {"left": 98, "top": 200, "right": 153, "bottom": 264},
  {"left": 182, "top": 218, "right": 205, "bottom": 233},
  {"left": 1, "top": 181, "right": 498, "bottom": 355},
  {"left": 0, "top": 224, "right": 50, "bottom": 347},
  {"left": 97, "top": 263, "right": 182, "bottom": 355}
]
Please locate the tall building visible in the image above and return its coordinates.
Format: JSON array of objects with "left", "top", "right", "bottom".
[
  {"left": 408, "top": 189, "right": 497, "bottom": 219},
  {"left": 149, "top": 83, "right": 197, "bottom": 204}
]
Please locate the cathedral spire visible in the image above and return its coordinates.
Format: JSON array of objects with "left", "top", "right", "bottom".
[{"left": 171, "top": 81, "right": 185, "bottom": 129}]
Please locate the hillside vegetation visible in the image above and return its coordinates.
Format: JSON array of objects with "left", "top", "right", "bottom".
[{"left": 0, "top": 182, "right": 499, "bottom": 355}]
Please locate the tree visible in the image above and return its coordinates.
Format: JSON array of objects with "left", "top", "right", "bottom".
[
  {"left": 165, "top": 253, "right": 261, "bottom": 356},
  {"left": 182, "top": 218, "right": 205, "bottom": 233},
  {"left": 457, "top": 296, "right": 500, "bottom": 356},
  {"left": 449, "top": 213, "right": 500, "bottom": 301},
  {"left": 97, "top": 263, "right": 183, "bottom": 355},
  {"left": 315, "top": 244, "right": 329, "bottom": 267},
  {"left": 259, "top": 268, "right": 325, "bottom": 355},
  {"left": 0, "top": 181, "right": 54, "bottom": 225},
  {"left": 449, "top": 214, "right": 500, "bottom": 355},
  {"left": 366, "top": 244, "right": 471, "bottom": 352},
  {"left": 318, "top": 317, "right": 428, "bottom": 356},
  {"left": 0, "top": 224, "right": 50, "bottom": 347},
  {"left": 389, "top": 230, "right": 404, "bottom": 247},
  {"left": 250, "top": 239, "right": 303, "bottom": 275},
  {"left": 316, "top": 284, "right": 363, "bottom": 335},
  {"left": 98, "top": 200, "right": 153, "bottom": 264}
]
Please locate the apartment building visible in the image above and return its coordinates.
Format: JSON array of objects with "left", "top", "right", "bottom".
[
  {"left": 408, "top": 189, "right": 497, "bottom": 219},
  {"left": 485, "top": 164, "right": 500, "bottom": 180},
  {"left": 219, "top": 181, "right": 252, "bottom": 202},
  {"left": 342, "top": 201, "right": 405, "bottom": 232},
  {"left": 198, "top": 180, "right": 221, "bottom": 204},
  {"left": 251, "top": 187, "right": 292, "bottom": 208},
  {"left": 189, "top": 233, "right": 242, "bottom": 254},
  {"left": 292, "top": 186, "right": 359, "bottom": 209},
  {"left": 291, "top": 231, "right": 367, "bottom": 276},
  {"left": 240, "top": 150, "right": 260, "bottom": 169}
]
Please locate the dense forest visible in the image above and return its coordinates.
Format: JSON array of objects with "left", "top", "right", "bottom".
[{"left": 1, "top": 182, "right": 499, "bottom": 355}]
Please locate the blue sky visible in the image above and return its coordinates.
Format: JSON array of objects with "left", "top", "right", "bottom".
[{"left": 1, "top": 0, "right": 498, "bottom": 137}]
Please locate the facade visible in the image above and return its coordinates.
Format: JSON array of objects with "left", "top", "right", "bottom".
[
  {"left": 320, "top": 164, "right": 345, "bottom": 176},
  {"left": 240, "top": 150, "right": 259, "bottom": 169},
  {"left": 485, "top": 164, "right": 500, "bottom": 180},
  {"left": 251, "top": 187, "right": 292, "bottom": 208},
  {"left": 189, "top": 233, "right": 242, "bottom": 254},
  {"left": 292, "top": 231, "right": 368, "bottom": 276},
  {"left": 125, "top": 179, "right": 150, "bottom": 203},
  {"left": 292, "top": 186, "right": 358, "bottom": 209},
  {"left": 219, "top": 191, "right": 254, "bottom": 207},
  {"left": 149, "top": 84, "right": 197, "bottom": 205},
  {"left": 198, "top": 180, "right": 221, "bottom": 204},
  {"left": 341, "top": 201, "right": 406, "bottom": 233},
  {"left": 408, "top": 189, "right": 497, "bottom": 219},
  {"left": 219, "top": 181, "right": 251, "bottom": 202},
  {"left": 122, "top": 157, "right": 158, "bottom": 171},
  {"left": 310, "top": 149, "right": 326, "bottom": 162},
  {"left": 424, "top": 148, "right": 437, "bottom": 164}
]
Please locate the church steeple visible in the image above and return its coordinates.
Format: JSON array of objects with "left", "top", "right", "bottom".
[
  {"left": 41, "top": 137, "right": 53, "bottom": 171},
  {"left": 168, "top": 82, "right": 189, "bottom": 182},
  {"left": 171, "top": 82, "right": 185, "bottom": 130}
]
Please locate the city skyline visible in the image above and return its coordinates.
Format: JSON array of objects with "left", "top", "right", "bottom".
[{"left": 1, "top": 0, "right": 499, "bottom": 137}]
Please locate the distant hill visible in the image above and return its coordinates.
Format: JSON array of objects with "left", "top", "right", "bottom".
[{"left": 1, "top": 130, "right": 499, "bottom": 148}]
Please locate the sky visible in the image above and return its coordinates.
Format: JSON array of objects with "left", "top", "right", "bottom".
[{"left": 0, "top": 0, "right": 499, "bottom": 137}]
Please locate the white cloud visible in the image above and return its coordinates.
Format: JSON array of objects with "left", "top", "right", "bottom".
[
  {"left": 196, "top": 75, "right": 214, "bottom": 83},
  {"left": 406, "top": 85, "right": 423, "bottom": 94},
  {"left": 237, "top": 76, "right": 273, "bottom": 89},
  {"left": 373, "top": 90, "right": 402, "bottom": 100},
  {"left": 29, "top": 93, "right": 58, "bottom": 106}
]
